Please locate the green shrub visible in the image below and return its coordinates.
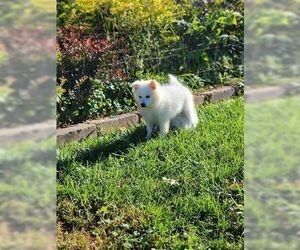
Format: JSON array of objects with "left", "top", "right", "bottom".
[{"left": 57, "top": 78, "right": 134, "bottom": 127}]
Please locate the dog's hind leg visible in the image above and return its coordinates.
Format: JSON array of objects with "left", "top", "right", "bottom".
[
  {"left": 158, "top": 117, "right": 170, "bottom": 136},
  {"left": 171, "top": 115, "right": 189, "bottom": 129},
  {"left": 183, "top": 97, "right": 198, "bottom": 128}
]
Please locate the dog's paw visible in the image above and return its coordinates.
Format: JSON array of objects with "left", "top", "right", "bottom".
[{"left": 158, "top": 132, "right": 168, "bottom": 137}]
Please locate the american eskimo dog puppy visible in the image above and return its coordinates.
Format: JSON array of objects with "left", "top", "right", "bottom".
[{"left": 132, "top": 74, "right": 198, "bottom": 139}]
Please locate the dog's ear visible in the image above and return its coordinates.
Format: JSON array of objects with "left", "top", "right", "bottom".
[
  {"left": 149, "top": 80, "right": 157, "bottom": 90},
  {"left": 131, "top": 81, "right": 140, "bottom": 90}
]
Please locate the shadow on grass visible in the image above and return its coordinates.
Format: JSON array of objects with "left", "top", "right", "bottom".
[{"left": 57, "top": 126, "right": 146, "bottom": 173}]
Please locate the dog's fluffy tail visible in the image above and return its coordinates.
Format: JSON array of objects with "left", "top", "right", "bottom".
[{"left": 168, "top": 74, "right": 181, "bottom": 86}]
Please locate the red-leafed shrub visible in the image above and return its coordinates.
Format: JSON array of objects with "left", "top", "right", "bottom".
[
  {"left": 57, "top": 26, "right": 135, "bottom": 127},
  {"left": 57, "top": 26, "right": 129, "bottom": 81}
]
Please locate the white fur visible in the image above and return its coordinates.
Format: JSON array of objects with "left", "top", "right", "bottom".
[{"left": 132, "top": 74, "right": 198, "bottom": 139}]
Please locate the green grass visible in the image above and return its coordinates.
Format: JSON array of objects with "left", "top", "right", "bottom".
[
  {"left": 245, "top": 96, "right": 300, "bottom": 250},
  {"left": 0, "top": 138, "right": 56, "bottom": 249},
  {"left": 57, "top": 97, "right": 244, "bottom": 249}
]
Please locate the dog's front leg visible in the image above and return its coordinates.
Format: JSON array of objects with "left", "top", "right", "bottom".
[
  {"left": 143, "top": 115, "right": 154, "bottom": 139},
  {"left": 145, "top": 123, "right": 154, "bottom": 139}
]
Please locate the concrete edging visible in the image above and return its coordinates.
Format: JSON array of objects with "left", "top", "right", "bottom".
[
  {"left": 4, "top": 84, "right": 297, "bottom": 146},
  {"left": 245, "top": 85, "right": 294, "bottom": 103},
  {"left": 0, "top": 120, "right": 56, "bottom": 147}
]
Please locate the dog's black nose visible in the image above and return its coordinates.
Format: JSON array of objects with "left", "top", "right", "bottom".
[{"left": 141, "top": 103, "right": 146, "bottom": 107}]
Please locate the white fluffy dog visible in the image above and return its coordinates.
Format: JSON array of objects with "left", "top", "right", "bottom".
[{"left": 132, "top": 74, "right": 198, "bottom": 139}]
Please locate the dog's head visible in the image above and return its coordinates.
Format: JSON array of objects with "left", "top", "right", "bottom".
[{"left": 131, "top": 80, "right": 159, "bottom": 109}]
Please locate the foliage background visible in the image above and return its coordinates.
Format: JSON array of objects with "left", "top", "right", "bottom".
[
  {"left": 57, "top": 0, "right": 244, "bottom": 127},
  {"left": 0, "top": 0, "right": 56, "bottom": 128},
  {"left": 245, "top": 0, "right": 300, "bottom": 85},
  {"left": 0, "top": 1, "right": 56, "bottom": 249}
]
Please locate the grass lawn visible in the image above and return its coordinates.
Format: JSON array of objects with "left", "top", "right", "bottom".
[
  {"left": 245, "top": 96, "right": 300, "bottom": 250},
  {"left": 57, "top": 97, "right": 244, "bottom": 249},
  {"left": 0, "top": 138, "right": 56, "bottom": 249}
]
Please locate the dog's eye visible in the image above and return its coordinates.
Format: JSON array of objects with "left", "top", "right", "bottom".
[
  {"left": 146, "top": 95, "right": 150, "bottom": 98},
  {"left": 139, "top": 96, "right": 142, "bottom": 98}
]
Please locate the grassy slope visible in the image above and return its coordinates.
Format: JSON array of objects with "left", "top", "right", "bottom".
[{"left": 57, "top": 97, "right": 244, "bottom": 249}]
